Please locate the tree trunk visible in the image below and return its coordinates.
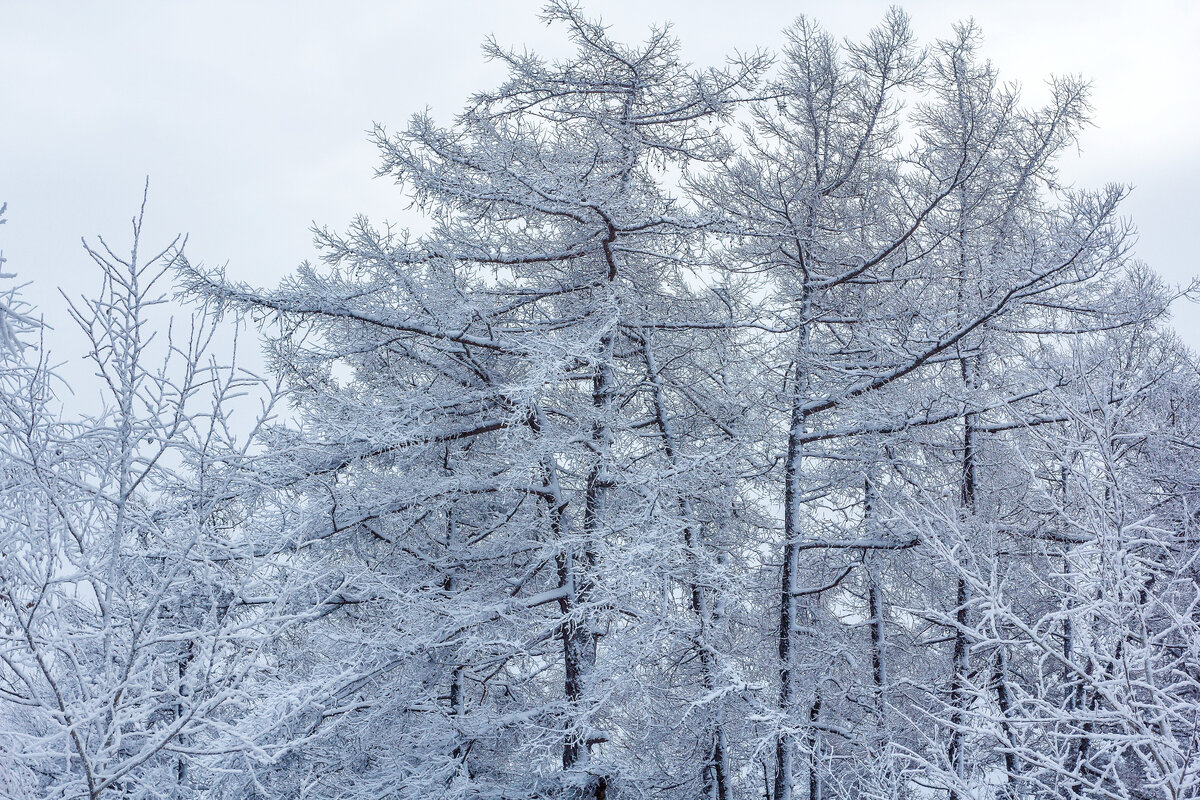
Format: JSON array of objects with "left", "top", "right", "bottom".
[
  {"left": 642, "top": 335, "right": 732, "bottom": 800},
  {"left": 776, "top": 297, "right": 812, "bottom": 800}
]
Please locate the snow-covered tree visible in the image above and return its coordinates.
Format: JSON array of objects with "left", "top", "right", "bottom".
[
  {"left": 183, "top": 6, "right": 768, "bottom": 798},
  {"left": 689, "top": 13, "right": 1171, "bottom": 800},
  {"left": 3, "top": 7, "right": 1196, "bottom": 800},
  {"left": 0, "top": 195, "right": 290, "bottom": 799}
]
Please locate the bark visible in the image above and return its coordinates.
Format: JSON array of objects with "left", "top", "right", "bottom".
[
  {"left": 992, "top": 648, "right": 1019, "bottom": 798},
  {"left": 947, "top": 576, "right": 970, "bottom": 799},
  {"left": 529, "top": 405, "right": 602, "bottom": 798},
  {"left": 641, "top": 335, "right": 732, "bottom": 800},
  {"left": 868, "top": 574, "right": 886, "bottom": 721},
  {"left": 562, "top": 318, "right": 616, "bottom": 800},
  {"left": 864, "top": 477, "right": 888, "bottom": 728},
  {"left": 948, "top": 355, "right": 976, "bottom": 799},
  {"left": 776, "top": 290, "right": 812, "bottom": 800}
]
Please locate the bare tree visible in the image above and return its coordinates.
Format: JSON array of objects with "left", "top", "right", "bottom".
[{"left": 0, "top": 193, "right": 288, "bottom": 799}]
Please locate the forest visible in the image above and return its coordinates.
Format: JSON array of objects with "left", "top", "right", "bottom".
[{"left": 2, "top": 5, "right": 1199, "bottom": 800}]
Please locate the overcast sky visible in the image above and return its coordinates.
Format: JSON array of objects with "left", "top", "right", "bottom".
[{"left": 3, "top": 1, "right": 1197, "bottom": 358}]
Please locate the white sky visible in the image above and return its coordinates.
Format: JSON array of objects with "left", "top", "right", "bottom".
[{"left": 2, "top": 1, "right": 1198, "bottom": 360}]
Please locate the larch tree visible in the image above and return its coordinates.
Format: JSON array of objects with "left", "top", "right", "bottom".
[
  {"left": 1, "top": 7, "right": 1196, "bottom": 800},
  {"left": 693, "top": 12, "right": 1175, "bottom": 800},
  {"left": 183, "top": 5, "right": 766, "bottom": 798}
]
